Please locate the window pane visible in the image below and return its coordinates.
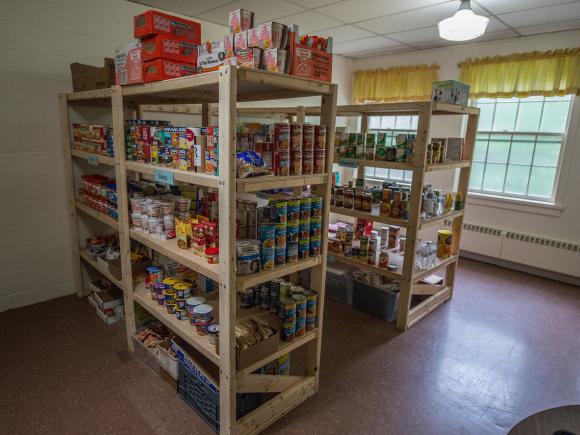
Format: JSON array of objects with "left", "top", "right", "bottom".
[
  {"left": 540, "top": 101, "right": 570, "bottom": 133},
  {"left": 410, "top": 116, "right": 419, "bottom": 129},
  {"left": 509, "top": 136, "right": 535, "bottom": 165},
  {"left": 403, "top": 170, "right": 413, "bottom": 181},
  {"left": 504, "top": 165, "right": 530, "bottom": 195},
  {"left": 364, "top": 167, "right": 375, "bottom": 178},
  {"left": 380, "top": 117, "right": 396, "bottom": 129},
  {"left": 477, "top": 103, "right": 494, "bottom": 131},
  {"left": 390, "top": 169, "right": 404, "bottom": 179},
  {"left": 528, "top": 167, "right": 556, "bottom": 198},
  {"left": 474, "top": 137, "right": 489, "bottom": 161},
  {"left": 368, "top": 116, "right": 381, "bottom": 129},
  {"left": 533, "top": 137, "right": 561, "bottom": 167},
  {"left": 492, "top": 102, "right": 517, "bottom": 132},
  {"left": 469, "top": 162, "right": 484, "bottom": 189},
  {"left": 487, "top": 135, "right": 511, "bottom": 163},
  {"left": 483, "top": 163, "right": 507, "bottom": 191},
  {"left": 395, "top": 116, "right": 411, "bottom": 129},
  {"left": 515, "top": 102, "right": 542, "bottom": 132},
  {"left": 375, "top": 168, "right": 389, "bottom": 178}
]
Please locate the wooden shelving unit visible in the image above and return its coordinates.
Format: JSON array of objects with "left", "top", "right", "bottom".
[{"left": 60, "top": 66, "right": 337, "bottom": 435}]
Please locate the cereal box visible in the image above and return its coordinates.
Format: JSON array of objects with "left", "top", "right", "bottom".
[
  {"left": 228, "top": 9, "right": 254, "bottom": 33},
  {"left": 134, "top": 10, "right": 201, "bottom": 43}
]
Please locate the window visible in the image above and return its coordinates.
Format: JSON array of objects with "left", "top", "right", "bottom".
[
  {"left": 364, "top": 114, "right": 417, "bottom": 182},
  {"left": 469, "top": 95, "right": 573, "bottom": 202}
]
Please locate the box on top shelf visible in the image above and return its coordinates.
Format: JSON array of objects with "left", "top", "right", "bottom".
[
  {"left": 229, "top": 9, "right": 254, "bottom": 33},
  {"left": 263, "top": 48, "right": 288, "bottom": 74},
  {"left": 288, "top": 25, "right": 333, "bottom": 82},
  {"left": 143, "top": 58, "right": 197, "bottom": 83},
  {"left": 248, "top": 22, "right": 288, "bottom": 50},
  {"left": 197, "top": 41, "right": 226, "bottom": 73},
  {"left": 70, "top": 58, "right": 115, "bottom": 92},
  {"left": 141, "top": 34, "right": 198, "bottom": 63},
  {"left": 115, "top": 40, "right": 144, "bottom": 85},
  {"left": 432, "top": 80, "right": 470, "bottom": 105},
  {"left": 134, "top": 10, "right": 202, "bottom": 43}
]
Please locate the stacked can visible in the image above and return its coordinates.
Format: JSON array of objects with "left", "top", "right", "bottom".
[
  {"left": 299, "top": 198, "right": 311, "bottom": 259},
  {"left": 309, "top": 196, "right": 323, "bottom": 257},
  {"left": 302, "top": 125, "right": 314, "bottom": 175},
  {"left": 292, "top": 294, "right": 306, "bottom": 337},
  {"left": 146, "top": 266, "right": 164, "bottom": 300},
  {"left": 401, "top": 188, "right": 410, "bottom": 220},
  {"left": 313, "top": 125, "right": 326, "bottom": 174},
  {"left": 273, "top": 123, "right": 290, "bottom": 176},
  {"left": 290, "top": 124, "right": 302, "bottom": 176},
  {"left": 304, "top": 290, "right": 317, "bottom": 331},
  {"left": 259, "top": 223, "right": 276, "bottom": 271},
  {"left": 274, "top": 200, "right": 287, "bottom": 266},
  {"left": 270, "top": 279, "right": 282, "bottom": 315},
  {"left": 287, "top": 198, "right": 300, "bottom": 263},
  {"left": 368, "top": 230, "right": 378, "bottom": 265},
  {"left": 280, "top": 298, "right": 296, "bottom": 342},
  {"left": 359, "top": 236, "right": 369, "bottom": 262}
]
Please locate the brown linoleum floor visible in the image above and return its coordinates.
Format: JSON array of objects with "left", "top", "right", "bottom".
[{"left": 1, "top": 258, "right": 579, "bottom": 435}]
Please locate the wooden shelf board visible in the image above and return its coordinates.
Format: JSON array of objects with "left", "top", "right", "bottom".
[
  {"left": 125, "top": 161, "right": 220, "bottom": 188},
  {"left": 121, "top": 67, "right": 333, "bottom": 104},
  {"left": 333, "top": 157, "right": 416, "bottom": 171},
  {"left": 75, "top": 201, "right": 119, "bottom": 230},
  {"left": 432, "top": 102, "right": 480, "bottom": 115},
  {"left": 79, "top": 250, "right": 124, "bottom": 290},
  {"left": 330, "top": 206, "right": 408, "bottom": 227},
  {"left": 408, "top": 286, "right": 452, "bottom": 328},
  {"left": 66, "top": 88, "right": 112, "bottom": 102},
  {"left": 425, "top": 160, "right": 471, "bottom": 172},
  {"left": 236, "top": 256, "right": 322, "bottom": 291},
  {"left": 133, "top": 283, "right": 220, "bottom": 365},
  {"left": 419, "top": 210, "right": 464, "bottom": 229},
  {"left": 130, "top": 229, "right": 220, "bottom": 281},
  {"left": 236, "top": 174, "right": 327, "bottom": 193},
  {"left": 71, "top": 149, "right": 115, "bottom": 166},
  {"left": 413, "top": 255, "right": 457, "bottom": 282}
]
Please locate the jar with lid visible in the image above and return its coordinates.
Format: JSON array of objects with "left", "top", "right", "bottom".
[
  {"left": 335, "top": 187, "right": 344, "bottom": 207},
  {"left": 362, "top": 192, "right": 373, "bottom": 213},
  {"left": 344, "top": 188, "right": 355, "bottom": 209},
  {"left": 354, "top": 191, "right": 364, "bottom": 211}
]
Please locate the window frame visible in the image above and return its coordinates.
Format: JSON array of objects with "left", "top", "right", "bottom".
[{"left": 467, "top": 95, "right": 575, "bottom": 205}]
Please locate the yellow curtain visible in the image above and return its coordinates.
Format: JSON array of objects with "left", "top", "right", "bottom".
[
  {"left": 353, "top": 64, "right": 439, "bottom": 103},
  {"left": 459, "top": 48, "right": 580, "bottom": 98}
]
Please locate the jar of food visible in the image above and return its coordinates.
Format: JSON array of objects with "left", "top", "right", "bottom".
[
  {"left": 335, "top": 187, "right": 344, "bottom": 208},
  {"left": 344, "top": 189, "right": 354, "bottom": 209},
  {"left": 354, "top": 191, "right": 364, "bottom": 211},
  {"left": 378, "top": 249, "right": 389, "bottom": 268},
  {"left": 362, "top": 193, "right": 373, "bottom": 213}
]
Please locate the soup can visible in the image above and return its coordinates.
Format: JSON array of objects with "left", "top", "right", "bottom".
[
  {"left": 299, "top": 219, "right": 310, "bottom": 239},
  {"left": 306, "top": 312, "right": 316, "bottom": 331},
  {"left": 287, "top": 222, "right": 299, "bottom": 243},
  {"left": 304, "top": 290, "right": 317, "bottom": 314},
  {"left": 313, "top": 149, "right": 326, "bottom": 174},
  {"left": 309, "top": 217, "right": 322, "bottom": 238},
  {"left": 310, "top": 196, "right": 323, "bottom": 217},
  {"left": 290, "top": 123, "right": 303, "bottom": 150},
  {"left": 310, "top": 236, "right": 321, "bottom": 257},
  {"left": 270, "top": 279, "right": 282, "bottom": 314},
  {"left": 146, "top": 266, "right": 163, "bottom": 291},
  {"left": 290, "top": 149, "right": 302, "bottom": 175},
  {"left": 299, "top": 197, "right": 311, "bottom": 220},
  {"left": 240, "top": 288, "right": 253, "bottom": 308},
  {"left": 286, "top": 243, "right": 298, "bottom": 262},
  {"left": 275, "top": 222, "right": 287, "bottom": 246},
  {"left": 261, "top": 247, "right": 275, "bottom": 271},
  {"left": 302, "top": 149, "right": 313, "bottom": 175},
  {"left": 274, "top": 149, "right": 290, "bottom": 176},
  {"left": 298, "top": 239, "right": 310, "bottom": 259},
  {"left": 282, "top": 320, "right": 296, "bottom": 342},
  {"left": 302, "top": 124, "right": 314, "bottom": 150},
  {"left": 280, "top": 298, "right": 296, "bottom": 323},
  {"left": 314, "top": 125, "right": 326, "bottom": 149},
  {"left": 275, "top": 200, "right": 288, "bottom": 224},
  {"left": 275, "top": 245, "right": 286, "bottom": 266},
  {"left": 259, "top": 223, "right": 276, "bottom": 248},
  {"left": 287, "top": 198, "right": 300, "bottom": 223}
]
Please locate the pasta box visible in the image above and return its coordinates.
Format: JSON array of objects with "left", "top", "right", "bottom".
[
  {"left": 432, "top": 80, "right": 470, "bottom": 105},
  {"left": 141, "top": 34, "right": 198, "bottom": 63},
  {"left": 133, "top": 10, "right": 201, "bottom": 43},
  {"left": 143, "top": 59, "right": 197, "bottom": 83},
  {"left": 114, "top": 40, "right": 144, "bottom": 85}
]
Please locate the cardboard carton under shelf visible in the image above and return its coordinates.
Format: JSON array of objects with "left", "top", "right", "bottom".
[
  {"left": 236, "top": 329, "right": 279, "bottom": 370},
  {"left": 108, "top": 258, "right": 149, "bottom": 282}
]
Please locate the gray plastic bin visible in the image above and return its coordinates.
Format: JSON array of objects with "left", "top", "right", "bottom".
[{"left": 352, "top": 279, "right": 399, "bottom": 322}]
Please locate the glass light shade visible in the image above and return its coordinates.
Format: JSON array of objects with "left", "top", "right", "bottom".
[{"left": 438, "top": 8, "right": 490, "bottom": 41}]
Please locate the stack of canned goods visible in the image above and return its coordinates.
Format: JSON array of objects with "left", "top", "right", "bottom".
[
  {"left": 334, "top": 131, "right": 415, "bottom": 163},
  {"left": 235, "top": 196, "right": 323, "bottom": 276}
]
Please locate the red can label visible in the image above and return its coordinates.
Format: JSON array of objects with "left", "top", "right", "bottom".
[
  {"left": 314, "top": 125, "right": 326, "bottom": 150},
  {"left": 302, "top": 124, "right": 314, "bottom": 150},
  {"left": 313, "top": 149, "right": 326, "bottom": 174},
  {"left": 290, "top": 150, "right": 302, "bottom": 176},
  {"left": 274, "top": 150, "right": 290, "bottom": 176},
  {"left": 274, "top": 123, "right": 290, "bottom": 150},
  {"left": 302, "top": 149, "right": 313, "bottom": 175},
  {"left": 290, "top": 124, "right": 303, "bottom": 150}
]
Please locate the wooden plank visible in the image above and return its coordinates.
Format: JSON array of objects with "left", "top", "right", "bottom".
[
  {"left": 76, "top": 200, "right": 119, "bottom": 230},
  {"left": 71, "top": 149, "right": 115, "bottom": 166},
  {"left": 79, "top": 250, "right": 124, "bottom": 290},
  {"left": 331, "top": 253, "right": 401, "bottom": 280},
  {"left": 238, "top": 68, "right": 332, "bottom": 96},
  {"left": 122, "top": 71, "right": 220, "bottom": 99},
  {"left": 66, "top": 87, "right": 112, "bottom": 102},
  {"left": 330, "top": 205, "right": 408, "bottom": 227},
  {"left": 418, "top": 209, "right": 464, "bottom": 230},
  {"left": 133, "top": 283, "right": 220, "bottom": 365},
  {"left": 408, "top": 286, "right": 452, "bottom": 328},
  {"left": 59, "top": 94, "right": 84, "bottom": 297},
  {"left": 432, "top": 102, "right": 480, "bottom": 115},
  {"left": 413, "top": 255, "right": 457, "bottom": 282},
  {"left": 130, "top": 229, "right": 220, "bottom": 281},
  {"left": 236, "top": 376, "right": 316, "bottom": 435},
  {"left": 125, "top": 160, "right": 220, "bottom": 188},
  {"left": 237, "top": 329, "right": 318, "bottom": 377},
  {"left": 201, "top": 102, "right": 210, "bottom": 126},
  {"left": 396, "top": 101, "right": 432, "bottom": 331},
  {"left": 425, "top": 160, "right": 471, "bottom": 172},
  {"left": 218, "top": 65, "right": 237, "bottom": 435},
  {"left": 236, "top": 257, "right": 322, "bottom": 291},
  {"left": 236, "top": 375, "right": 305, "bottom": 393},
  {"left": 112, "top": 85, "right": 136, "bottom": 351},
  {"left": 237, "top": 174, "right": 327, "bottom": 193},
  {"left": 412, "top": 284, "right": 444, "bottom": 295},
  {"left": 334, "top": 158, "right": 415, "bottom": 171}
]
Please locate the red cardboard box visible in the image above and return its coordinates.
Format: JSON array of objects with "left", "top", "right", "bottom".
[
  {"left": 134, "top": 10, "right": 201, "bottom": 43},
  {"left": 143, "top": 59, "right": 197, "bottom": 83},
  {"left": 115, "top": 40, "right": 144, "bottom": 85},
  {"left": 141, "top": 34, "right": 198, "bottom": 63},
  {"left": 288, "top": 28, "right": 332, "bottom": 82}
]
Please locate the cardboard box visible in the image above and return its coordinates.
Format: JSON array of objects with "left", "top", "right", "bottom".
[
  {"left": 288, "top": 26, "right": 333, "bottom": 82},
  {"left": 197, "top": 41, "right": 225, "bottom": 73},
  {"left": 141, "top": 34, "right": 198, "bottom": 63},
  {"left": 263, "top": 48, "right": 288, "bottom": 73},
  {"left": 229, "top": 9, "right": 254, "bottom": 33},
  {"left": 108, "top": 257, "right": 149, "bottom": 281},
  {"left": 70, "top": 58, "right": 115, "bottom": 92},
  {"left": 249, "top": 22, "right": 287, "bottom": 49},
  {"left": 134, "top": 10, "right": 201, "bottom": 43},
  {"left": 115, "top": 40, "right": 144, "bottom": 85},
  {"left": 432, "top": 80, "right": 470, "bottom": 105},
  {"left": 236, "top": 329, "right": 279, "bottom": 370},
  {"left": 143, "top": 58, "right": 197, "bottom": 83}
]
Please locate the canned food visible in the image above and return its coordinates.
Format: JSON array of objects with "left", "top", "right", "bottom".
[
  {"left": 236, "top": 239, "right": 261, "bottom": 275},
  {"left": 280, "top": 298, "right": 296, "bottom": 322},
  {"left": 166, "top": 304, "right": 177, "bottom": 315},
  {"left": 287, "top": 222, "right": 299, "bottom": 243},
  {"left": 259, "top": 223, "right": 276, "bottom": 248},
  {"left": 275, "top": 245, "right": 286, "bottom": 266},
  {"left": 304, "top": 290, "right": 317, "bottom": 314},
  {"left": 290, "top": 149, "right": 302, "bottom": 175},
  {"left": 163, "top": 290, "right": 176, "bottom": 305},
  {"left": 302, "top": 124, "right": 314, "bottom": 150},
  {"left": 275, "top": 222, "right": 287, "bottom": 246},
  {"left": 274, "top": 149, "right": 290, "bottom": 175},
  {"left": 306, "top": 312, "right": 316, "bottom": 331},
  {"left": 302, "top": 149, "right": 313, "bottom": 174},
  {"left": 309, "top": 236, "right": 321, "bottom": 257},
  {"left": 286, "top": 243, "right": 298, "bottom": 262},
  {"left": 287, "top": 198, "right": 300, "bottom": 223},
  {"left": 280, "top": 281, "right": 292, "bottom": 301},
  {"left": 173, "top": 283, "right": 191, "bottom": 299},
  {"left": 344, "top": 188, "right": 354, "bottom": 209},
  {"left": 300, "top": 197, "right": 311, "bottom": 220},
  {"left": 310, "top": 196, "right": 323, "bottom": 217},
  {"left": 310, "top": 217, "right": 322, "bottom": 238},
  {"left": 359, "top": 236, "right": 369, "bottom": 251},
  {"left": 362, "top": 193, "right": 373, "bottom": 213},
  {"left": 379, "top": 249, "right": 389, "bottom": 268},
  {"left": 175, "top": 298, "right": 187, "bottom": 310},
  {"left": 274, "top": 123, "right": 290, "bottom": 150},
  {"left": 314, "top": 125, "right": 326, "bottom": 149},
  {"left": 146, "top": 266, "right": 163, "bottom": 291},
  {"left": 388, "top": 226, "right": 400, "bottom": 250},
  {"left": 275, "top": 201, "right": 288, "bottom": 224},
  {"left": 299, "top": 219, "right": 310, "bottom": 239},
  {"left": 193, "top": 304, "right": 213, "bottom": 323},
  {"left": 298, "top": 239, "right": 310, "bottom": 259},
  {"left": 282, "top": 320, "right": 296, "bottom": 342},
  {"left": 290, "top": 123, "right": 302, "bottom": 150},
  {"left": 261, "top": 247, "right": 275, "bottom": 271},
  {"left": 175, "top": 309, "right": 188, "bottom": 321},
  {"left": 314, "top": 148, "right": 325, "bottom": 174},
  {"left": 261, "top": 284, "right": 270, "bottom": 309}
]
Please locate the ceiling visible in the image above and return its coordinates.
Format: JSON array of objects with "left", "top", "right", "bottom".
[{"left": 131, "top": 0, "right": 580, "bottom": 58}]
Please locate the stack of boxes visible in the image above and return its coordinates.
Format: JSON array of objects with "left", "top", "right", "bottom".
[{"left": 115, "top": 10, "right": 202, "bottom": 84}]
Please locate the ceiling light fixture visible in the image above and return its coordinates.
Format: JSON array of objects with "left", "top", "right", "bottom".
[{"left": 438, "top": 0, "right": 489, "bottom": 42}]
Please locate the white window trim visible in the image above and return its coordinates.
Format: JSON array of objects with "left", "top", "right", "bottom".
[{"left": 462, "top": 95, "right": 578, "bottom": 215}]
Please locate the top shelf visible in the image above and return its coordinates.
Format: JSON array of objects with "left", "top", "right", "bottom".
[{"left": 65, "top": 67, "right": 334, "bottom": 105}]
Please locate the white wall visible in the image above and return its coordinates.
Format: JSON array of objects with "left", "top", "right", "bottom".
[
  {"left": 353, "top": 30, "right": 580, "bottom": 247},
  {"left": 0, "top": 0, "right": 354, "bottom": 310}
]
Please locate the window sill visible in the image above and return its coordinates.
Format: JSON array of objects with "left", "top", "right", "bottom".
[{"left": 467, "top": 192, "right": 564, "bottom": 217}]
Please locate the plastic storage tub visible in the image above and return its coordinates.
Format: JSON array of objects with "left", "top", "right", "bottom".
[
  {"left": 352, "top": 279, "right": 399, "bottom": 322},
  {"left": 326, "top": 264, "right": 354, "bottom": 304}
]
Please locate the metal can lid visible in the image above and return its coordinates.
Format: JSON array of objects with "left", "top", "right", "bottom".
[{"left": 207, "top": 324, "right": 219, "bottom": 334}]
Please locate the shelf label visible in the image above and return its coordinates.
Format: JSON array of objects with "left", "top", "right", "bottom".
[
  {"left": 338, "top": 158, "right": 359, "bottom": 168},
  {"left": 86, "top": 154, "right": 98, "bottom": 166},
  {"left": 327, "top": 254, "right": 336, "bottom": 263},
  {"left": 154, "top": 168, "right": 174, "bottom": 185}
]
